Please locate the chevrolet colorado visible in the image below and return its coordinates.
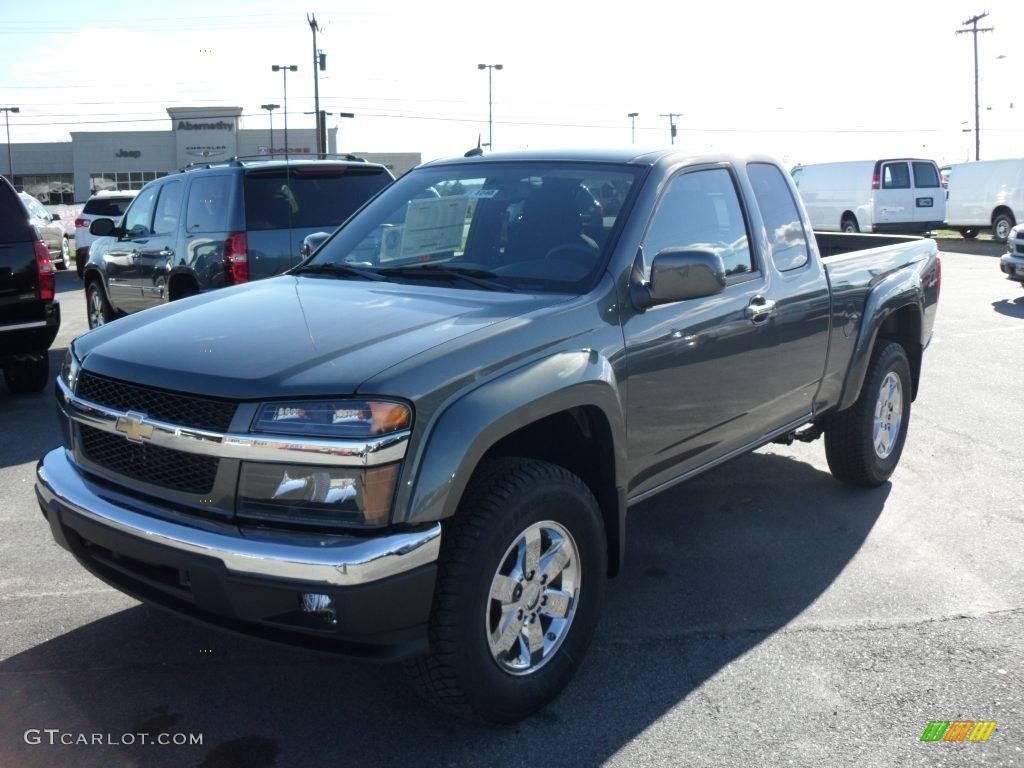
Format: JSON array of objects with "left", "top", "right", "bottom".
[{"left": 36, "top": 149, "right": 939, "bottom": 722}]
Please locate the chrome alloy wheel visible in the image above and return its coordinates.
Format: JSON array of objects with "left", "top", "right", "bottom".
[
  {"left": 872, "top": 371, "right": 903, "bottom": 459},
  {"left": 485, "top": 520, "right": 580, "bottom": 676},
  {"left": 88, "top": 286, "right": 105, "bottom": 327}
]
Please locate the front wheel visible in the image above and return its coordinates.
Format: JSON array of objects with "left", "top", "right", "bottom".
[
  {"left": 86, "top": 281, "right": 113, "bottom": 329},
  {"left": 841, "top": 215, "right": 860, "bottom": 234},
  {"left": 3, "top": 354, "right": 50, "bottom": 394},
  {"left": 406, "top": 458, "right": 607, "bottom": 723},
  {"left": 824, "top": 342, "right": 912, "bottom": 487},
  {"left": 56, "top": 237, "right": 70, "bottom": 270}
]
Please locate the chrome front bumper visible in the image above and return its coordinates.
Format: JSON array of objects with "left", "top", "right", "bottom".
[
  {"left": 35, "top": 447, "right": 441, "bottom": 587},
  {"left": 1001, "top": 252, "right": 1024, "bottom": 281}
]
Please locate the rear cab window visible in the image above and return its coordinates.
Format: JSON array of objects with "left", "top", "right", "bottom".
[
  {"left": 912, "top": 162, "right": 940, "bottom": 189},
  {"left": 747, "top": 163, "right": 809, "bottom": 271},
  {"left": 243, "top": 165, "right": 391, "bottom": 231},
  {"left": 83, "top": 197, "right": 134, "bottom": 217}
]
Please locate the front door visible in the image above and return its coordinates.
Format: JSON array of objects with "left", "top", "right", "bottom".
[
  {"left": 103, "top": 184, "right": 158, "bottom": 314},
  {"left": 134, "top": 180, "right": 184, "bottom": 309},
  {"left": 874, "top": 161, "right": 913, "bottom": 228},
  {"left": 622, "top": 165, "right": 786, "bottom": 499}
]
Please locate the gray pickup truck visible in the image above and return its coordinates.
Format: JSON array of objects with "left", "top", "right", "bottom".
[{"left": 36, "top": 149, "right": 939, "bottom": 723}]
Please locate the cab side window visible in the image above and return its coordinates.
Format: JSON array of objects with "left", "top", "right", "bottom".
[
  {"left": 747, "top": 163, "right": 809, "bottom": 271},
  {"left": 153, "top": 181, "right": 184, "bottom": 235},
  {"left": 644, "top": 168, "right": 754, "bottom": 277}
]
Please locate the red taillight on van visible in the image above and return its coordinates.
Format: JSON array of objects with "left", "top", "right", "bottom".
[
  {"left": 223, "top": 232, "right": 249, "bottom": 285},
  {"left": 35, "top": 240, "right": 55, "bottom": 301},
  {"left": 871, "top": 169, "right": 881, "bottom": 190},
  {"left": 74, "top": 217, "right": 87, "bottom": 229}
]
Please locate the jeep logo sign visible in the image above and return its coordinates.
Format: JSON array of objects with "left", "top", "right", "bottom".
[
  {"left": 177, "top": 120, "right": 233, "bottom": 132},
  {"left": 115, "top": 149, "right": 141, "bottom": 158}
]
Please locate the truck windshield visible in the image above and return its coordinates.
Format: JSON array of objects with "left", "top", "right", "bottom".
[{"left": 307, "top": 162, "right": 643, "bottom": 293}]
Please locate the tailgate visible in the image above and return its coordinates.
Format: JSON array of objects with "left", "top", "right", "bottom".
[{"left": 0, "top": 178, "right": 43, "bottom": 323}]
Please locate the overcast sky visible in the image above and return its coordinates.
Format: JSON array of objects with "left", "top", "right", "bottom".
[{"left": 1, "top": 0, "right": 1021, "bottom": 167}]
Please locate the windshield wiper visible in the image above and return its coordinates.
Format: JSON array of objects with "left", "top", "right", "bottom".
[
  {"left": 377, "top": 264, "right": 513, "bottom": 292},
  {"left": 295, "top": 262, "right": 386, "bottom": 281}
]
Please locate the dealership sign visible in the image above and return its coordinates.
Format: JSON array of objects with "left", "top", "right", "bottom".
[
  {"left": 115, "top": 149, "right": 141, "bottom": 158},
  {"left": 177, "top": 120, "right": 234, "bottom": 131}
]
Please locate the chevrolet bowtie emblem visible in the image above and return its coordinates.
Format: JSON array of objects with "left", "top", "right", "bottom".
[{"left": 115, "top": 411, "right": 154, "bottom": 443}]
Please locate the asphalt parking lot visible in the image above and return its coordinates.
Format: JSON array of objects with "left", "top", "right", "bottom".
[{"left": 1, "top": 241, "right": 1021, "bottom": 768}]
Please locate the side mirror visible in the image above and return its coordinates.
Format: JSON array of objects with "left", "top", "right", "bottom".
[
  {"left": 51, "top": 213, "right": 62, "bottom": 222},
  {"left": 631, "top": 248, "right": 727, "bottom": 309},
  {"left": 89, "top": 218, "right": 116, "bottom": 237},
  {"left": 301, "top": 231, "right": 331, "bottom": 259}
]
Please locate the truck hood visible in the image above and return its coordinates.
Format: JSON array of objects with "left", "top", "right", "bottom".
[{"left": 76, "top": 275, "right": 561, "bottom": 400}]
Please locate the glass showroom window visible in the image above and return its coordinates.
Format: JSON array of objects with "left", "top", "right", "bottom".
[
  {"left": 90, "top": 171, "right": 169, "bottom": 194},
  {"left": 12, "top": 174, "right": 75, "bottom": 205}
]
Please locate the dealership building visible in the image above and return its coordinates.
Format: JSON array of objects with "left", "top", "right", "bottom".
[{"left": 3, "top": 106, "right": 421, "bottom": 205}]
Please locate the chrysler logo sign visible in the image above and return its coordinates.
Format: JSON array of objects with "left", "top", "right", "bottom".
[
  {"left": 115, "top": 411, "right": 154, "bottom": 443},
  {"left": 177, "top": 120, "right": 233, "bottom": 132}
]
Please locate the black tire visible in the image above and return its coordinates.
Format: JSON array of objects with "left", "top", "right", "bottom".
[
  {"left": 992, "top": 212, "right": 1015, "bottom": 243},
  {"left": 86, "top": 280, "right": 113, "bottom": 329},
  {"left": 406, "top": 457, "right": 607, "bottom": 723},
  {"left": 55, "top": 237, "right": 70, "bottom": 270},
  {"left": 841, "top": 215, "right": 860, "bottom": 234},
  {"left": 958, "top": 227, "right": 979, "bottom": 240},
  {"left": 824, "top": 341, "right": 912, "bottom": 487},
  {"left": 3, "top": 354, "right": 50, "bottom": 394}
]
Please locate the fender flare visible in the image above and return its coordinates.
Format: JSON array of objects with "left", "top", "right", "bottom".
[
  {"left": 397, "top": 350, "right": 628, "bottom": 567},
  {"left": 837, "top": 270, "right": 924, "bottom": 411}
]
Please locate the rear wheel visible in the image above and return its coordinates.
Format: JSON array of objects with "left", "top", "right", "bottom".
[
  {"left": 958, "top": 227, "right": 979, "bottom": 240},
  {"left": 86, "top": 281, "right": 113, "bottom": 329},
  {"left": 841, "top": 215, "right": 860, "bottom": 234},
  {"left": 406, "top": 457, "right": 606, "bottom": 723},
  {"left": 825, "top": 342, "right": 912, "bottom": 487},
  {"left": 992, "top": 212, "right": 1015, "bottom": 243},
  {"left": 3, "top": 354, "right": 50, "bottom": 394}
]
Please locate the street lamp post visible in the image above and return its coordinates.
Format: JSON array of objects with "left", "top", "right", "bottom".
[
  {"left": 271, "top": 65, "right": 298, "bottom": 158},
  {"left": 304, "top": 111, "right": 354, "bottom": 153},
  {"left": 628, "top": 112, "right": 639, "bottom": 144},
  {"left": 260, "top": 104, "right": 279, "bottom": 154},
  {"left": 1, "top": 106, "right": 20, "bottom": 178},
  {"left": 477, "top": 64, "right": 503, "bottom": 150}
]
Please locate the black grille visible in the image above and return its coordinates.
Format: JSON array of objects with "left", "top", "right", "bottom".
[
  {"left": 80, "top": 425, "right": 219, "bottom": 494},
  {"left": 77, "top": 372, "right": 237, "bottom": 432},
  {"left": 1016, "top": 242, "right": 1024, "bottom": 255}
]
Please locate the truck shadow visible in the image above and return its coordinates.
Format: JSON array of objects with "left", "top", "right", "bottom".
[
  {"left": 0, "top": 346, "right": 67, "bottom": 469},
  {"left": 992, "top": 296, "right": 1024, "bottom": 319},
  {"left": 0, "top": 451, "right": 887, "bottom": 768}
]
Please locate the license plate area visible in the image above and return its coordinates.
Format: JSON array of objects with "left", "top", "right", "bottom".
[{"left": 916, "top": 197, "right": 933, "bottom": 208}]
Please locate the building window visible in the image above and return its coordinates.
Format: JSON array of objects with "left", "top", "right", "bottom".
[
  {"left": 90, "top": 171, "right": 169, "bottom": 194},
  {"left": 12, "top": 174, "right": 75, "bottom": 205}
]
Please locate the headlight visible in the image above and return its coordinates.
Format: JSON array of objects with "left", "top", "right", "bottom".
[
  {"left": 237, "top": 462, "right": 400, "bottom": 529},
  {"left": 252, "top": 399, "right": 411, "bottom": 438},
  {"left": 59, "top": 346, "right": 81, "bottom": 392}
]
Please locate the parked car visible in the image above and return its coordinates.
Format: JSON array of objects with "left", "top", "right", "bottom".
[
  {"left": 74, "top": 190, "right": 138, "bottom": 279},
  {"left": 38, "top": 149, "right": 939, "bottom": 723},
  {"left": 0, "top": 177, "right": 60, "bottom": 393},
  {"left": 944, "top": 158, "right": 1024, "bottom": 242},
  {"left": 82, "top": 157, "right": 394, "bottom": 328},
  {"left": 18, "top": 191, "right": 70, "bottom": 270},
  {"left": 792, "top": 158, "right": 946, "bottom": 234},
  {"left": 999, "top": 224, "right": 1024, "bottom": 286}
]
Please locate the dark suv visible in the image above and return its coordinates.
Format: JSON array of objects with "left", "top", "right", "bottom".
[
  {"left": 83, "top": 157, "right": 394, "bottom": 328},
  {"left": 0, "top": 176, "right": 60, "bottom": 393}
]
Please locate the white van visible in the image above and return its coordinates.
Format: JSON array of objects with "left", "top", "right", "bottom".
[
  {"left": 792, "top": 159, "right": 945, "bottom": 234},
  {"left": 944, "top": 159, "right": 1024, "bottom": 242}
]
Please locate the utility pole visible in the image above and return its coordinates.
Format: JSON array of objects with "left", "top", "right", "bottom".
[
  {"left": 477, "top": 64, "right": 503, "bottom": 149},
  {"left": 956, "top": 12, "right": 993, "bottom": 161},
  {"left": 659, "top": 112, "right": 682, "bottom": 145},
  {"left": 1, "top": 106, "right": 20, "bottom": 178},
  {"left": 308, "top": 14, "right": 328, "bottom": 157},
  {"left": 628, "top": 112, "right": 639, "bottom": 144}
]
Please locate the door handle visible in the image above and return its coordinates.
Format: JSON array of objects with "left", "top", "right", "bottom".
[
  {"left": 745, "top": 296, "right": 776, "bottom": 323},
  {"left": 159, "top": 248, "right": 175, "bottom": 258}
]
